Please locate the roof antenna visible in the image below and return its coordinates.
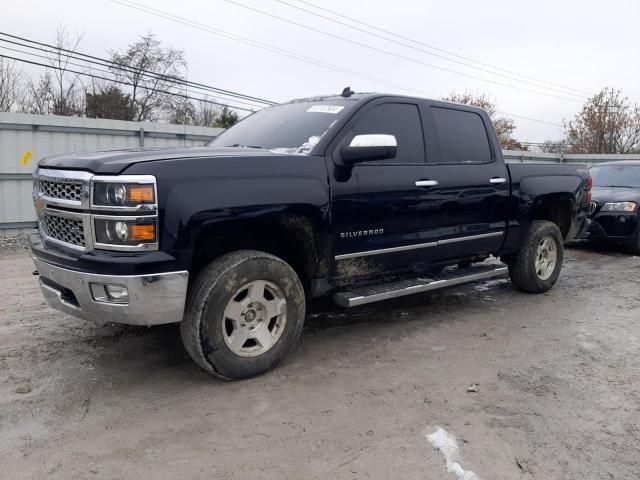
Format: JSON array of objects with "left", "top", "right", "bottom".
[{"left": 341, "top": 86, "right": 353, "bottom": 98}]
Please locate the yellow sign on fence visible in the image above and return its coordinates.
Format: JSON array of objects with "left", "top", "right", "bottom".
[{"left": 19, "top": 150, "right": 33, "bottom": 166}]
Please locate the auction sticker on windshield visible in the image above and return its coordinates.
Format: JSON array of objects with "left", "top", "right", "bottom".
[{"left": 307, "top": 105, "right": 344, "bottom": 114}]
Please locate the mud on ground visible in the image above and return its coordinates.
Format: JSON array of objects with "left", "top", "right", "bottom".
[{"left": 0, "top": 245, "right": 639, "bottom": 479}]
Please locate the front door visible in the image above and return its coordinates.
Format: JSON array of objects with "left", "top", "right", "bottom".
[{"left": 330, "top": 100, "right": 438, "bottom": 278}]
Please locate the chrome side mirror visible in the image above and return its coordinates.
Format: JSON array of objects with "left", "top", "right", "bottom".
[{"left": 341, "top": 134, "right": 398, "bottom": 163}]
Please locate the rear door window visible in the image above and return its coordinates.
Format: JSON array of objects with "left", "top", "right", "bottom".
[{"left": 431, "top": 107, "right": 492, "bottom": 164}]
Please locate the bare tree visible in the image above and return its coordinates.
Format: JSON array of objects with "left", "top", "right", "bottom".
[
  {"left": 50, "top": 27, "right": 84, "bottom": 115},
  {"left": 22, "top": 27, "right": 84, "bottom": 116},
  {"left": 170, "top": 96, "right": 241, "bottom": 128},
  {"left": 539, "top": 140, "right": 567, "bottom": 154},
  {"left": 564, "top": 87, "right": 640, "bottom": 154},
  {"left": 21, "top": 71, "right": 55, "bottom": 115},
  {"left": 109, "top": 33, "right": 186, "bottom": 121},
  {"left": 0, "top": 58, "right": 24, "bottom": 112},
  {"left": 168, "top": 97, "right": 196, "bottom": 125},
  {"left": 194, "top": 97, "right": 220, "bottom": 127},
  {"left": 442, "top": 92, "right": 524, "bottom": 150}
]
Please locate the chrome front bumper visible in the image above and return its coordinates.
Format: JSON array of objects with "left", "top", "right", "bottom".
[{"left": 33, "top": 256, "right": 188, "bottom": 326}]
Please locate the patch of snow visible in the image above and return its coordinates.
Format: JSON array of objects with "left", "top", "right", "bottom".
[
  {"left": 474, "top": 278, "right": 508, "bottom": 292},
  {"left": 270, "top": 121, "right": 337, "bottom": 155},
  {"left": 270, "top": 135, "right": 322, "bottom": 155},
  {"left": 425, "top": 427, "right": 481, "bottom": 480}
]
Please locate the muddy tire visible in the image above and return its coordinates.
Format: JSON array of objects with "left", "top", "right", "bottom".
[
  {"left": 180, "top": 250, "right": 305, "bottom": 380},
  {"left": 507, "top": 220, "right": 564, "bottom": 294}
]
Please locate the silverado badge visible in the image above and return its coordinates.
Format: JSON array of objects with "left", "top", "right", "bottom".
[{"left": 340, "top": 229, "right": 384, "bottom": 239}]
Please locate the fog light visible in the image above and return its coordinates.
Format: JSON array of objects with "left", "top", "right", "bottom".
[
  {"left": 106, "top": 285, "right": 129, "bottom": 300},
  {"left": 90, "top": 283, "right": 129, "bottom": 304}
]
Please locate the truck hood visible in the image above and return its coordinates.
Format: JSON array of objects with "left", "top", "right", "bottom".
[
  {"left": 591, "top": 186, "right": 640, "bottom": 204},
  {"left": 37, "top": 146, "right": 280, "bottom": 174}
]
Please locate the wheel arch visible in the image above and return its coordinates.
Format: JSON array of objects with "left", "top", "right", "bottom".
[
  {"left": 185, "top": 209, "right": 330, "bottom": 291},
  {"left": 530, "top": 194, "right": 574, "bottom": 239}
]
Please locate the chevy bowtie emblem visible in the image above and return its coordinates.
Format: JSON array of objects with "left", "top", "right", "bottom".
[{"left": 34, "top": 197, "right": 45, "bottom": 212}]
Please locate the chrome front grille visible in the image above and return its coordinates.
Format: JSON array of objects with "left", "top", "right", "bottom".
[
  {"left": 38, "top": 179, "right": 83, "bottom": 202},
  {"left": 41, "top": 212, "right": 86, "bottom": 248},
  {"left": 34, "top": 169, "right": 93, "bottom": 251}
]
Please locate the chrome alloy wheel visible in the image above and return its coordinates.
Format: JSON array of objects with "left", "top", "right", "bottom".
[
  {"left": 535, "top": 236, "right": 558, "bottom": 280},
  {"left": 222, "top": 280, "right": 287, "bottom": 357}
]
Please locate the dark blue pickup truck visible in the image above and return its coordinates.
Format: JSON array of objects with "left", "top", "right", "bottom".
[{"left": 30, "top": 91, "right": 591, "bottom": 379}]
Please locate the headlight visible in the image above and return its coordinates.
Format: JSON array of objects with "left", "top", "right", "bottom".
[
  {"left": 92, "top": 176, "right": 156, "bottom": 208},
  {"left": 601, "top": 201, "right": 637, "bottom": 212},
  {"left": 91, "top": 175, "right": 158, "bottom": 251},
  {"left": 94, "top": 218, "right": 157, "bottom": 247}
]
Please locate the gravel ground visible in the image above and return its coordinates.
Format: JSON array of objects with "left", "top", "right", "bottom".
[
  {"left": 0, "top": 245, "right": 639, "bottom": 479},
  {"left": 0, "top": 233, "right": 31, "bottom": 257}
]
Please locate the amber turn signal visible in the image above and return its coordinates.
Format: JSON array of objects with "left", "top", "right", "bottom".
[
  {"left": 127, "top": 185, "right": 155, "bottom": 203},
  {"left": 129, "top": 224, "right": 156, "bottom": 241}
]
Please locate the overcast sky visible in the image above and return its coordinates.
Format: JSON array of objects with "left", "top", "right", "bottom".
[{"left": 3, "top": 0, "right": 639, "bottom": 142}]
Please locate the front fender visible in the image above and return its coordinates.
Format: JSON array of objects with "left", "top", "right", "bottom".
[{"left": 123, "top": 154, "right": 331, "bottom": 271}]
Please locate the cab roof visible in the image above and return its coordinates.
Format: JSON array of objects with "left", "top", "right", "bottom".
[{"left": 286, "top": 92, "right": 489, "bottom": 115}]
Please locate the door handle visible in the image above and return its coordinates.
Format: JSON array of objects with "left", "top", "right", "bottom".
[
  {"left": 489, "top": 177, "right": 507, "bottom": 185},
  {"left": 415, "top": 180, "right": 439, "bottom": 187}
]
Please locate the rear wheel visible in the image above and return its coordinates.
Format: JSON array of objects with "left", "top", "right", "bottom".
[
  {"left": 181, "top": 250, "right": 305, "bottom": 379},
  {"left": 506, "top": 220, "right": 564, "bottom": 293}
]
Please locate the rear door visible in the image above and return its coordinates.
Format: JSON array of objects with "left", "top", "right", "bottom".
[{"left": 417, "top": 103, "right": 510, "bottom": 261}]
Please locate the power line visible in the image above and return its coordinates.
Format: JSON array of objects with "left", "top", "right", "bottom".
[
  {"left": 0, "top": 53, "right": 258, "bottom": 112},
  {"left": 0, "top": 41, "right": 268, "bottom": 110},
  {"left": 3, "top": 46, "right": 564, "bottom": 129},
  {"left": 286, "top": 0, "right": 592, "bottom": 97},
  {"left": 0, "top": 31, "right": 275, "bottom": 106},
  {"left": 501, "top": 113, "right": 562, "bottom": 128},
  {"left": 0, "top": 31, "right": 274, "bottom": 106},
  {"left": 108, "top": 0, "right": 567, "bottom": 128},
  {"left": 108, "top": 0, "right": 437, "bottom": 97},
  {"left": 219, "top": 0, "right": 584, "bottom": 103}
]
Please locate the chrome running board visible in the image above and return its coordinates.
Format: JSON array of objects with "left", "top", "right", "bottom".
[{"left": 333, "top": 264, "right": 508, "bottom": 308}]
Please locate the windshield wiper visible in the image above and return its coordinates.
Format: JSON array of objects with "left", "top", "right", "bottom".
[{"left": 225, "top": 144, "right": 264, "bottom": 149}]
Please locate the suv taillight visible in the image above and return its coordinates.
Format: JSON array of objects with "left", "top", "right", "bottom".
[{"left": 586, "top": 176, "right": 593, "bottom": 204}]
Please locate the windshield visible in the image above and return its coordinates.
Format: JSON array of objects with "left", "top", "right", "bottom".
[
  {"left": 207, "top": 100, "right": 353, "bottom": 154},
  {"left": 590, "top": 165, "right": 640, "bottom": 188}
]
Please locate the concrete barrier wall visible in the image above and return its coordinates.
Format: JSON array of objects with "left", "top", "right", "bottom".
[{"left": 503, "top": 150, "right": 640, "bottom": 164}]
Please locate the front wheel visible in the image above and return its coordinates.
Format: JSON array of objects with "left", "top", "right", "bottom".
[
  {"left": 506, "top": 220, "right": 564, "bottom": 293},
  {"left": 180, "top": 250, "right": 306, "bottom": 380}
]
